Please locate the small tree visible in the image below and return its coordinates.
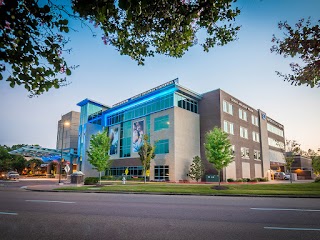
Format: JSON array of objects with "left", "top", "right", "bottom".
[
  {"left": 312, "top": 157, "right": 320, "bottom": 177},
  {"left": 87, "top": 128, "right": 111, "bottom": 185},
  {"left": 204, "top": 127, "right": 233, "bottom": 186},
  {"left": 189, "top": 156, "right": 205, "bottom": 182},
  {"left": 285, "top": 140, "right": 301, "bottom": 183},
  {"left": 138, "top": 135, "right": 155, "bottom": 183}
]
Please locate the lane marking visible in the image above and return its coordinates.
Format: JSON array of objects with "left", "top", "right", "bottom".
[
  {"left": 20, "top": 186, "right": 27, "bottom": 189},
  {"left": 25, "top": 200, "right": 75, "bottom": 204},
  {"left": 265, "top": 227, "right": 320, "bottom": 231},
  {"left": 251, "top": 208, "right": 320, "bottom": 212},
  {"left": 0, "top": 212, "right": 18, "bottom": 215}
]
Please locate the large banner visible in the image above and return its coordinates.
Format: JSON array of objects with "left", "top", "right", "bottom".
[
  {"left": 109, "top": 127, "right": 119, "bottom": 155},
  {"left": 132, "top": 120, "right": 144, "bottom": 152}
]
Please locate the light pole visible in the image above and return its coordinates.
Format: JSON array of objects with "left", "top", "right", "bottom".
[{"left": 59, "top": 121, "right": 70, "bottom": 184}]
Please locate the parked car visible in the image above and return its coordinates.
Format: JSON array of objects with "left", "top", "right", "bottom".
[
  {"left": 6, "top": 171, "right": 20, "bottom": 180},
  {"left": 274, "top": 172, "right": 290, "bottom": 180}
]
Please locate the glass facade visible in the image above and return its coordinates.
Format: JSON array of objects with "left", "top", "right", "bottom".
[
  {"left": 120, "top": 121, "right": 132, "bottom": 157},
  {"left": 106, "top": 93, "right": 174, "bottom": 126},
  {"left": 154, "top": 115, "right": 169, "bottom": 131},
  {"left": 267, "top": 123, "right": 284, "bottom": 137},
  {"left": 155, "top": 139, "right": 169, "bottom": 154},
  {"left": 175, "top": 93, "right": 198, "bottom": 113},
  {"left": 108, "top": 166, "right": 143, "bottom": 177},
  {"left": 154, "top": 165, "right": 169, "bottom": 181}
]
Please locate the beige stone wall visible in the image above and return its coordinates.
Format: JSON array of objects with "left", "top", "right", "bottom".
[
  {"left": 149, "top": 109, "right": 175, "bottom": 181},
  {"left": 242, "top": 162, "right": 251, "bottom": 178},
  {"left": 225, "top": 161, "right": 236, "bottom": 180},
  {"left": 173, "top": 107, "right": 200, "bottom": 182}
]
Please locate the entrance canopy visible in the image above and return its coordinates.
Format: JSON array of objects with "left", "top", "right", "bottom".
[{"left": 9, "top": 145, "right": 78, "bottom": 163}]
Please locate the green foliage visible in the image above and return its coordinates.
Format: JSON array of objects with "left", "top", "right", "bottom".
[
  {"left": 204, "top": 127, "right": 233, "bottom": 185},
  {"left": 87, "top": 128, "right": 111, "bottom": 184},
  {"left": 189, "top": 156, "right": 205, "bottom": 182},
  {"left": 84, "top": 177, "right": 99, "bottom": 185},
  {"left": 0, "top": 0, "right": 75, "bottom": 97},
  {"left": 138, "top": 134, "right": 155, "bottom": 183},
  {"left": 312, "top": 157, "right": 320, "bottom": 177},
  {"left": 0, "top": 145, "right": 27, "bottom": 173},
  {"left": 73, "top": 0, "right": 241, "bottom": 65},
  {"left": 314, "top": 177, "right": 320, "bottom": 183},
  {"left": 227, "top": 178, "right": 234, "bottom": 182},
  {"left": 271, "top": 18, "right": 320, "bottom": 88}
]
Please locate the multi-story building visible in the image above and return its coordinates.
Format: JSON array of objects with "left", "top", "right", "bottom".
[
  {"left": 56, "top": 111, "right": 80, "bottom": 151},
  {"left": 76, "top": 79, "right": 285, "bottom": 181}
]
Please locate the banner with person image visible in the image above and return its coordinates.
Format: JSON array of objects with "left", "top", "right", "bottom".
[
  {"left": 109, "top": 126, "right": 119, "bottom": 155},
  {"left": 132, "top": 120, "right": 144, "bottom": 152}
]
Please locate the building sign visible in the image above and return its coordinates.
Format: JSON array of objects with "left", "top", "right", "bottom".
[
  {"left": 230, "top": 98, "right": 254, "bottom": 113},
  {"left": 112, "top": 78, "right": 178, "bottom": 108},
  {"left": 261, "top": 112, "right": 266, "bottom": 120},
  {"left": 267, "top": 117, "right": 284, "bottom": 129}
]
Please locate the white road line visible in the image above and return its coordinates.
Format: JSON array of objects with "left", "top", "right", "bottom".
[
  {"left": 20, "top": 186, "right": 27, "bottom": 189},
  {"left": 0, "top": 212, "right": 18, "bottom": 215},
  {"left": 264, "top": 227, "right": 320, "bottom": 231},
  {"left": 251, "top": 208, "right": 320, "bottom": 212},
  {"left": 25, "top": 200, "right": 75, "bottom": 204}
]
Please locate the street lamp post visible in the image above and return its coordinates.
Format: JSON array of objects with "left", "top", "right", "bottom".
[{"left": 59, "top": 121, "right": 70, "bottom": 184}]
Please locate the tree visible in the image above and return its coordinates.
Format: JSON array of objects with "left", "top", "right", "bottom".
[
  {"left": 188, "top": 156, "right": 205, "bottom": 182},
  {"left": 312, "top": 156, "right": 320, "bottom": 177},
  {"left": 87, "top": 128, "right": 111, "bottom": 185},
  {"left": 1, "top": 0, "right": 240, "bottom": 96},
  {"left": 138, "top": 134, "right": 155, "bottom": 183},
  {"left": 204, "top": 127, "right": 233, "bottom": 186},
  {"left": 284, "top": 140, "right": 301, "bottom": 183},
  {"left": 74, "top": 0, "right": 240, "bottom": 65},
  {"left": 0, "top": 0, "right": 75, "bottom": 97},
  {"left": 0, "top": 145, "right": 27, "bottom": 173},
  {"left": 271, "top": 18, "right": 320, "bottom": 88},
  {"left": 27, "top": 158, "right": 44, "bottom": 174}
]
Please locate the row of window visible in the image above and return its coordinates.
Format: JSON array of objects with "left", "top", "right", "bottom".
[
  {"left": 223, "top": 100, "right": 259, "bottom": 126},
  {"left": 154, "top": 115, "right": 169, "bottom": 131},
  {"left": 268, "top": 137, "right": 284, "bottom": 149},
  {"left": 107, "top": 93, "right": 174, "bottom": 126},
  {"left": 106, "top": 165, "right": 169, "bottom": 181},
  {"left": 240, "top": 147, "right": 261, "bottom": 160},
  {"left": 224, "top": 121, "right": 260, "bottom": 142},
  {"left": 267, "top": 123, "right": 284, "bottom": 137},
  {"left": 175, "top": 93, "right": 198, "bottom": 114}
]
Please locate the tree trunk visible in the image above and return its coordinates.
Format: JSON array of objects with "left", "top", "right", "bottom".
[
  {"left": 99, "top": 171, "right": 101, "bottom": 185},
  {"left": 218, "top": 170, "right": 221, "bottom": 186},
  {"left": 290, "top": 167, "right": 292, "bottom": 184}
]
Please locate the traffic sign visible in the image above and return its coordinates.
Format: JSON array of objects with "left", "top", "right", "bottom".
[{"left": 64, "top": 165, "right": 70, "bottom": 173}]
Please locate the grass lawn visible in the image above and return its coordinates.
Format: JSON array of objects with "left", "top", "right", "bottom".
[{"left": 56, "top": 182, "right": 320, "bottom": 196}]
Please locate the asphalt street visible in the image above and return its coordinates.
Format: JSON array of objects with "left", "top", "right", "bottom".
[{"left": 0, "top": 183, "right": 320, "bottom": 240}]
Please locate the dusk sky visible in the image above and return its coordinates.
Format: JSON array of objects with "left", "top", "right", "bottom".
[{"left": 0, "top": 0, "right": 319, "bottom": 152}]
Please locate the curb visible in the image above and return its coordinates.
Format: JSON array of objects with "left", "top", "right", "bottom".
[{"left": 24, "top": 187, "right": 320, "bottom": 198}]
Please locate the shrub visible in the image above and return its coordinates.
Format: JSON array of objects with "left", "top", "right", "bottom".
[
  {"left": 227, "top": 178, "right": 234, "bottom": 182},
  {"left": 242, "top": 178, "right": 250, "bottom": 182},
  {"left": 315, "top": 177, "right": 320, "bottom": 183},
  {"left": 236, "top": 178, "right": 243, "bottom": 182},
  {"left": 250, "top": 178, "right": 259, "bottom": 182},
  {"left": 84, "top": 177, "right": 99, "bottom": 185},
  {"left": 259, "top": 177, "right": 268, "bottom": 182},
  {"left": 101, "top": 175, "right": 115, "bottom": 180}
]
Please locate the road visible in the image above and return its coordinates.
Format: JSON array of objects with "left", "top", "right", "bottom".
[{"left": 0, "top": 181, "right": 320, "bottom": 240}]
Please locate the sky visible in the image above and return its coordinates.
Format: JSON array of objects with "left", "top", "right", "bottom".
[{"left": 0, "top": 0, "right": 319, "bottom": 151}]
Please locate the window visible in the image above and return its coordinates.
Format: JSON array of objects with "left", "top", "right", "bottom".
[
  {"left": 223, "top": 100, "right": 233, "bottom": 115},
  {"left": 154, "top": 115, "right": 169, "bottom": 131},
  {"left": 223, "top": 120, "right": 234, "bottom": 135},
  {"left": 175, "top": 93, "right": 198, "bottom": 114},
  {"left": 239, "top": 109, "right": 247, "bottom": 121},
  {"left": 240, "top": 127, "right": 248, "bottom": 139},
  {"left": 230, "top": 145, "right": 235, "bottom": 156},
  {"left": 241, "top": 147, "right": 250, "bottom": 159},
  {"left": 252, "top": 131, "right": 260, "bottom": 142},
  {"left": 267, "top": 123, "right": 284, "bottom": 137},
  {"left": 254, "top": 150, "right": 261, "bottom": 160},
  {"left": 155, "top": 139, "right": 169, "bottom": 154},
  {"left": 251, "top": 115, "right": 259, "bottom": 126},
  {"left": 268, "top": 137, "right": 284, "bottom": 149},
  {"left": 120, "top": 121, "right": 131, "bottom": 157},
  {"left": 154, "top": 165, "right": 169, "bottom": 181}
]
